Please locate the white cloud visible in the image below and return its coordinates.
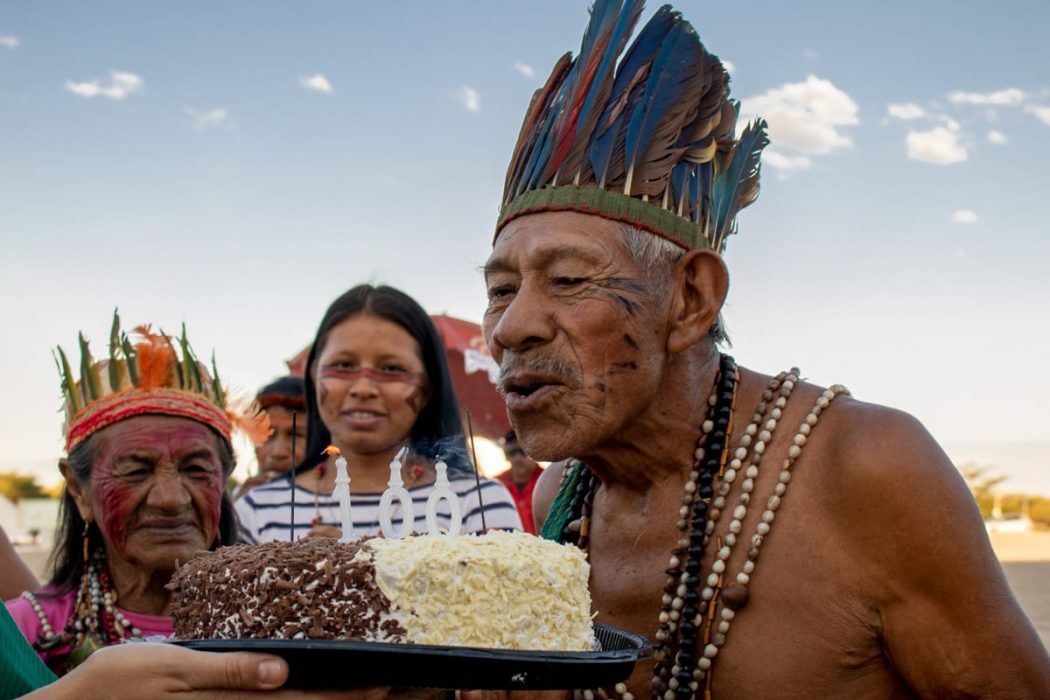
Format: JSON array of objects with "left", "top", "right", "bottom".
[
  {"left": 948, "top": 88, "right": 1025, "bottom": 106},
  {"left": 803, "top": 48, "right": 820, "bottom": 60},
  {"left": 65, "top": 70, "right": 143, "bottom": 100},
  {"left": 943, "top": 117, "right": 960, "bottom": 132},
  {"left": 513, "top": 62, "right": 535, "bottom": 79},
  {"left": 185, "top": 107, "right": 229, "bottom": 130},
  {"left": 722, "top": 59, "right": 736, "bottom": 75},
  {"left": 457, "top": 85, "right": 481, "bottom": 112},
  {"left": 887, "top": 102, "right": 925, "bottom": 120},
  {"left": 0, "top": 35, "right": 20, "bottom": 49},
  {"left": 740, "top": 75, "right": 859, "bottom": 155},
  {"left": 1026, "top": 105, "right": 1050, "bottom": 126},
  {"left": 762, "top": 149, "right": 812, "bottom": 172},
  {"left": 987, "top": 130, "right": 1008, "bottom": 144},
  {"left": 951, "top": 210, "right": 978, "bottom": 224},
  {"left": 299, "top": 74, "right": 334, "bottom": 94},
  {"left": 906, "top": 126, "right": 967, "bottom": 164}
]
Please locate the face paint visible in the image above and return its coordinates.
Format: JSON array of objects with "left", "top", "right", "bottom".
[
  {"left": 313, "top": 314, "right": 430, "bottom": 458},
  {"left": 88, "top": 416, "right": 224, "bottom": 567},
  {"left": 317, "top": 366, "right": 427, "bottom": 388}
]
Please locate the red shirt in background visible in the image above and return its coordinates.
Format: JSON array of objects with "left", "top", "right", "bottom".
[{"left": 497, "top": 467, "right": 544, "bottom": 534}]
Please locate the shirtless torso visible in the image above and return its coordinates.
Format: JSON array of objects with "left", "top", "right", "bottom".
[{"left": 536, "top": 368, "right": 1050, "bottom": 699}]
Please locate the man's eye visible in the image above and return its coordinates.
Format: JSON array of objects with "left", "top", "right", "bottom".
[
  {"left": 184, "top": 464, "right": 212, "bottom": 476},
  {"left": 122, "top": 469, "right": 149, "bottom": 479},
  {"left": 381, "top": 365, "right": 407, "bottom": 374},
  {"left": 553, "top": 277, "right": 585, "bottom": 287},
  {"left": 488, "top": 285, "right": 514, "bottom": 301}
]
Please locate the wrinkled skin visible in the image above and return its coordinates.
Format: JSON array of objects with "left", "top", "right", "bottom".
[
  {"left": 484, "top": 211, "right": 1050, "bottom": 699},
  {"left": 64, "top": 415, "right": 226, "bottom": 615},
  {"left": 482, "top": 211, "right": 703, "bottom": 466}
]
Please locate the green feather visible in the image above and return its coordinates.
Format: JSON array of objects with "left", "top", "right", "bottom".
[
  {"left": 78, "top": 333, "right": 101, "bottom": 402},
  {"left": 55, "top": 347, "right": 81, "bottom": 414},
  {"left": 211, "top": 352, "right": 226, "bottom": 407},
  {"left": 180, "top": 324, "right": 203, "bottom": 392},
  {"left": 121, "top": 334, "right": 139, "bottom": 387},
  {"left": 108, "top": 310, "right": 122, "bottom": 392}
]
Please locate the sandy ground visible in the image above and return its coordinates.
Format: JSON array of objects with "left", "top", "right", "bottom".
[
  {"left": 15, "top": 533, "right": 1050, "bottom": 650},
  {"left": 989, "top": 532, "right": 1050, "bottom": 650}
]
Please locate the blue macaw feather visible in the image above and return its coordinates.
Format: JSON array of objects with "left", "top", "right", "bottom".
[
  {"left": 623, "top": 20, "right": 703, "bottom": 195},
  {"left": 698, "top": 159, "right": 713, "bottom": 225},
  {"left": 521, "top": 93, "right": 568, "bottom": 192},
  {"left": 504, "top": 53, "right": 572, "bottom": 202},
  {"left": 549, "top": 0, "right": 644, "bottom": 182},
  {"left": 711, "top": 117, "right": 770, "bottom": 249},
  {"left": 588, "top": 6, "right": 678, "bottom": 188}
]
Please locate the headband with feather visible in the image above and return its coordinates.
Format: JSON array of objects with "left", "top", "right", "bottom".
[
  {"left": 497, "top": 1, "right": 769, "bottom": 253},
  {"left": 57, "top": 310, "right": 268, "bottom": 453}
]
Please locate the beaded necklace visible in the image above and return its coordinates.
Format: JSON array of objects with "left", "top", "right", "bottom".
[
  {"left": 568, "top": 360, "right": 849, "bottom": 700},
  {"left": 22, "top": 548, "right": 144, "bottom": 672}
]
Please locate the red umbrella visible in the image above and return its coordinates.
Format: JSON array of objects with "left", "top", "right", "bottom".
[{"left": 285, "top": 314, "right": 510, "bottom": 440}]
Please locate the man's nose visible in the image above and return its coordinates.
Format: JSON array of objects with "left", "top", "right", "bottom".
[{"left": 491, "top": 283, "right": 556, "bottom": 355}]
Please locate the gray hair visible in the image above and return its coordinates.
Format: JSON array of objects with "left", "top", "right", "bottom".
[{"left": 617, "top": 223, "right": 729, "bottom": 346}]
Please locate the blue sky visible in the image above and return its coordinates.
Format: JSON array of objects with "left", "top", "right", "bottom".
[{"left": 1, "top": 2, "right": 1048, "bottom": 491}]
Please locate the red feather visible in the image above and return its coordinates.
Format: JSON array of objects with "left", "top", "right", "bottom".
[{"left": 133, "top": 325, "right": 175, "bottom": 390}]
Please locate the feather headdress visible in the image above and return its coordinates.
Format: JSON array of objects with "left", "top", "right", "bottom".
[
  {"left": 57, "top": 310, "right": 268, "bottom": 453},
  {"left": 497, "top": 1, "right": 769, "bottom": 253}
]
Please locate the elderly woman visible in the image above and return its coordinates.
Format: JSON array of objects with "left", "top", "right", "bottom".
[{"left": 5, "top": 315, "right": 262, "bottom": 676}]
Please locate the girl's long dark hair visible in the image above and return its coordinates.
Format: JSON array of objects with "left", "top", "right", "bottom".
[
  {"left": 43, "top": 429, "right": 239, "bottom": 596},
  {"left": 296, "top": 284, "right": 470, "bottom": 475}
]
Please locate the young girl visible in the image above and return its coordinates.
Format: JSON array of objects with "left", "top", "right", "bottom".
[{"left": 236, "top": 285, "right": 521, "bottom": 542}]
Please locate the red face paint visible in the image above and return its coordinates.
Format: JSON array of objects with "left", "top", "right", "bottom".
[
  {"left": 317, "top": 366, "right": 427, "bottom": 387},
  {"left": 88, "top": 416, "right": 225, "bottom": 566}
]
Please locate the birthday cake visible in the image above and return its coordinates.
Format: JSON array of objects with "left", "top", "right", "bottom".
[{"left": 169, "top": 530, "right": 595, "bottom": 651}]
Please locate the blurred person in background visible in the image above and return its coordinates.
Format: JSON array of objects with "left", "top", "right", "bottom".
[
  {"left": 496, "top": 431, "right": 543, "bottom": 534},
  {"left": 236, "top": 375, "right": 307, "bottom": 497}
]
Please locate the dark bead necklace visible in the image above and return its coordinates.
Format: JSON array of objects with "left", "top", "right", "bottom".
[{"left": 568, "top": 354, "right": 738, "bottom": 700}]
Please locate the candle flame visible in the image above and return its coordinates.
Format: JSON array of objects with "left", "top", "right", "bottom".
[{"left": 323, "top": 444, "right": 341, "bottom": 456}]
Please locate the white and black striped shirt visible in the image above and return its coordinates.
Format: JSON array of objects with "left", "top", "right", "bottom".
[{"left": 235, "top": 473, "right": 523, "bottom": 544}]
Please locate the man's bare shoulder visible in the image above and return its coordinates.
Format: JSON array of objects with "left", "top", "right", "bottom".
[{"left": 808, "top": 389, "right": 970, "bottom": 508}]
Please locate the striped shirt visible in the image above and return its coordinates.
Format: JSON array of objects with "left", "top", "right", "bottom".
[{"left": 235, "top": 472, "right": 523, "bottom": 544}]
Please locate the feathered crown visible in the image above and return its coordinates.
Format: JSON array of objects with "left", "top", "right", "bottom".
[
  {"left": 497, "top": 1, "right": 769, "bottom": 253},
  {"left": 55, "top": 311, "right": 268, "bottom": 453}
]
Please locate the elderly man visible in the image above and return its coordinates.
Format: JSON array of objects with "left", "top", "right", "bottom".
[{"left": 481, "top": 2, "right": 1050, "bottom": 698}]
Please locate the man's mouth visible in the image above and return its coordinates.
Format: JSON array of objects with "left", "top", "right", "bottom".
[{"left": 501, "top": 374, "right": 565, "bottom": 410}]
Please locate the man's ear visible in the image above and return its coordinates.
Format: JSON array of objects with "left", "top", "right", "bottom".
[
  {"left": 59, "top": 458, "right": 94, "bottom": 523},
  {"left": 666, "top": 249, "right": 729, "bottom": 354}
]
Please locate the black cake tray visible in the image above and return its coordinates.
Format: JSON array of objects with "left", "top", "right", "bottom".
[{"left": 173, "top": 623, "right": 651, "bottom": 690}]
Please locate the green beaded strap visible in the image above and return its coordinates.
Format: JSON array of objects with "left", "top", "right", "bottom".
[{"left": 540, "top": 459, "right": 586, "bottom": 543}]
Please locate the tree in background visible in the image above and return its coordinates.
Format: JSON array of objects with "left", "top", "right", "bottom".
[
  {"left": 960, "top": 462, "right": 1049, "bottom": 529},
  {"left": 0, "top": 471, "right": 50, "bottom": 503}
]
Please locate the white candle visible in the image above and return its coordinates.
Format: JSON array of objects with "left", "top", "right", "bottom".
[
  {"left": 379, "top": 447, "right": 413, "bottom": 539},
  {"left": 332, "top": 453, "right": 354, "bottom": 542},
  {"left": 425, "top": 458, "right": 461, "bottom": 536}
]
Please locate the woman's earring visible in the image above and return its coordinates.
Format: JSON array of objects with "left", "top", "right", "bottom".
[{"left": 82, "top": 521, "right": 91, "bottom": 561}]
